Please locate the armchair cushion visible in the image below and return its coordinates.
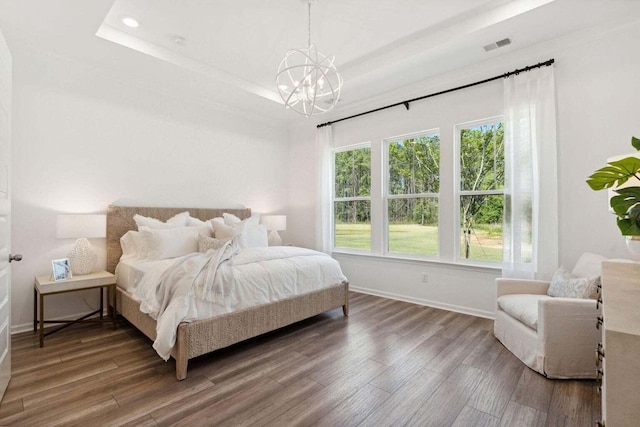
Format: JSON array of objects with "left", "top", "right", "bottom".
[
  {"left": 547, "top": 268, "right": 600, "bottom": 299},
  {"left": 497, "top": 294, "right": 552, "bottom": 330}
]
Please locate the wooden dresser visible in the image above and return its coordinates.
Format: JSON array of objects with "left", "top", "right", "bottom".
[{"left": 599, "top": 260, "right": 640, "bottom": 426}]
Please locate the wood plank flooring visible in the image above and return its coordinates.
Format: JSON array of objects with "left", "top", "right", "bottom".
[{"left": 0, "top": 292, "right": 600, "bottom": 426}]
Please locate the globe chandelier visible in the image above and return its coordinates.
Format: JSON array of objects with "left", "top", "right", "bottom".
[{"left": 276, "top": 0, "right": 343, "bottom": 117}]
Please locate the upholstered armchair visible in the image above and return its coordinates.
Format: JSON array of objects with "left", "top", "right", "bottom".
[{"left": 494, "top": 253, "right": 605, "bottom": 379}]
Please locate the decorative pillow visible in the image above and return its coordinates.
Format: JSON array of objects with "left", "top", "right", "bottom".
[
  {"left": 134, "top": 211, "right": 189, "bottom": 229},
  {"left": 547, "top": 268, "right": 600, "bottom": 299},
  {"left": 139, "top": 225, "right": 210, "bottom": 260},
  {"left": 198, "top": 234, "right": 230, "bottom": 252}
]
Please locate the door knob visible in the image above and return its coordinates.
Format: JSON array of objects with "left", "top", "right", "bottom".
[{"left": 9, "top": 254, "right": 22, "bottom": 262}]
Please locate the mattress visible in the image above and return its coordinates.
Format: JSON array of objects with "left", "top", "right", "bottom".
[{"left": 115, "top": 257, "right": 176, "bottom": 292}]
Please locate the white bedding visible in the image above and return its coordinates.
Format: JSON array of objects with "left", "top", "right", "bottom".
[
  {"left": 115, "top": 245, "right": 347, "bottom": 360},
  {"left": 115, "top": 257, "right": 177, "bottom": 292}
]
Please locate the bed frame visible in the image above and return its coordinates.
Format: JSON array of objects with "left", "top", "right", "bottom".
[{"left": 106, "top": 205, "right": 349, "bottom": 380}]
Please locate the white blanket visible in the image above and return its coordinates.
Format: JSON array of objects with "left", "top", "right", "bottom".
[{"left": 129, "top": 246, "right": 347, "bottom": 360}]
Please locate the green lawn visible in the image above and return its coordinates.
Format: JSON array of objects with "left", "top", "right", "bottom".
[
  {"left": 335, "top": 223, "right": 371, "bottom": 250},
  {"left": 335, "top": 222, "right": 504, "bottom": 261},
  {"left": 388, "top": 223, "right": 438, "bottom": 256}
]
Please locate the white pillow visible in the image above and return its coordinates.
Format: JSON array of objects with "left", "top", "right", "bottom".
[
  {"left": 236, "top": 221, "right": 268, "bottom": 248},
  {"left": 571, "top": 252, "right": 607, "bottom": 278},
  {"left": 139, "top": 225, "right": 210, "bottom": 260},
  {"left": 187, "top": 216, "right": 206, "bottom": 226},
  {"left": 222, "top": 212, "right": 261, "bottom": 226},
  {"left": 187, "top": 216, "right": 216, "bottom": 237},
  {"left": 222, "top": 213, "right": 242, "bottom": 225},
  {"left": 120, "top": 230, "right": 144, "bottom": 258},
  {"left": 134, "top": 211, "right": 189, "bottom": 229},
  {"left": 547, "top": 268, "right": 600, "bottom": 299},
  {"left": 211, "top": 220, "right": 234, "bottom": 240},
  {"left": 211, "top": 216, "right": 267, "bottom": 248},
  {"left": 212, "top": 215, "right": 258, "bottom": 238}
]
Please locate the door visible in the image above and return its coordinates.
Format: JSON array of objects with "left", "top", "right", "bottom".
[{"left": 0, "top": 27, "right": 13, "bottom": 400}]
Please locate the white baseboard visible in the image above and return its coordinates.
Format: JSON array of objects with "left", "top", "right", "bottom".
[{"left": 349, "top": 285, "right": 495, "bottom": 320}]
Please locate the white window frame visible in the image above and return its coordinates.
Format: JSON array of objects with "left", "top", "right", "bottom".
[
  {"left": 332, "top": 142, "right": 372, "bottom": 253},
  {"left": 454, "top": 116, "right": 504, "bottom": 265},
  {"left": 383, "top": 129, "right": 440, "bottom": 258}
]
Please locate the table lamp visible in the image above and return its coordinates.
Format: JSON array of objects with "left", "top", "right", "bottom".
[
  {"left": 56, "top": 214, "right": 106, "bottom": 275},
  {"left": 262, "top": 215, "right": 287, "bottom": 246}
]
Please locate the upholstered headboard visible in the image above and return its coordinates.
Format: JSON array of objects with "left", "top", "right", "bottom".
[{"left": 106, "top": 205, "right": 252, "bottom": 273}]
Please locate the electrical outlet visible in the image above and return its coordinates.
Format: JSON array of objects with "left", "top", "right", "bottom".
[{"left": 422, "top": 273, "right": 428, "bottom": 283}]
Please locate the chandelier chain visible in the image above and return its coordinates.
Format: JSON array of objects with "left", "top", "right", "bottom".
[{"left": 307, "top": 1, "right": 311, "bottom": 48}]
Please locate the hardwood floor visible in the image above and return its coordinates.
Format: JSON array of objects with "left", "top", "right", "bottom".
[{"left": 0, "top": 292, "right": 600, "bottom": 426}]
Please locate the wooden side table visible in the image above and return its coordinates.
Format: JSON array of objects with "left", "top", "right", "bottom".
[{"left": 34, "top": 270, "right": 117, "bottom": 347}]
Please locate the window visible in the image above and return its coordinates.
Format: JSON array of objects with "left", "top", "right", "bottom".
[
  {"left": 330, "top": 115, "right": 507, "bottom": 267},
  {"left": 386, "top": 131, "right": 440, "bottom": 256},
  {"left": 333, "top": 144, "right": 371, "bottom": 250},
  {"left": 456, "top": 119, "right": 505, "bottom": 262}
]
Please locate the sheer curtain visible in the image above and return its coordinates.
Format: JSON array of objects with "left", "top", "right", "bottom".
[
  {"left": 315, "top": 125, "right": 334, "bottom": 254},
  {"left": 502, "top": 66, "right": 558, "bottom": 279}
]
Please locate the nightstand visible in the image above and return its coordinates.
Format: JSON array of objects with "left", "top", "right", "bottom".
[{"left": 34, "top": 270, "right": 117, "bottom": 347}]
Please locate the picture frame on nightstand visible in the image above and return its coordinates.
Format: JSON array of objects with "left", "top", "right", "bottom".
[{"left": 51, "top": 258, "right": 72, "bottom": 281}]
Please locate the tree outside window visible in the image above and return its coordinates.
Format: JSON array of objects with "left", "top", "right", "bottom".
[
  {"left": 386, "top": 133, "right": 440, "bottom": 256},
  {"left": 458, "top": 121, "right": 505, "bottom": 262},
  {"left": 334, "top": 145, "right": 371, "bottom": 250}
]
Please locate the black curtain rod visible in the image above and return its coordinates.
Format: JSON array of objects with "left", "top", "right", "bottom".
[{"left": 317, "top": 58, "right": 555, "bottom": 129}]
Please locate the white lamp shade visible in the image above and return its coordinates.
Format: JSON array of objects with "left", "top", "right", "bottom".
[
  {"left": 262, "top": 215, "right": 287, "bottom": 231},
  {"left": 56, "top": 214, "right": 107, "bottom": 238}
]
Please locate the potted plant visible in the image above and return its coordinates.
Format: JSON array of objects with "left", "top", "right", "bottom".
[{"left": 587, "top": 137, "right": 640, "bottom": 246}]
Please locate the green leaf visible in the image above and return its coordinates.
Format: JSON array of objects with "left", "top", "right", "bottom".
[
  {"left": 610, "top": 187, "right": 640, "bottom": 216},
  {"left": 611, "top": 156, "right": 640, "bottom": 175},
  {"left": 632, "top": 136, "right": 640, "bottom": 151},
  {"left": 629, "top": 203, "right": 640, "bottom": 224},
  {"left": 617, "top": 217, "right": 640, "bottom": 236},
  {"left": 587, "top": 157, "right": 640, "bottom": 190}
]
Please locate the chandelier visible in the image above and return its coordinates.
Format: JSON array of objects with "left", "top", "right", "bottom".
[{"left": 276, "top": 0, "right": 343, "bottom": 117}]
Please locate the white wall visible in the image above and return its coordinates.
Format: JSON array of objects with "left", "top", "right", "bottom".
[
  {"left": 10, "top": 53, "right": 289, "bottom": 332},
  {"left": 287, "top": 22, "right": 640, "bottom": 318},
  {"left": 10, "top": 20, "right": 640, "bottom": 330}
]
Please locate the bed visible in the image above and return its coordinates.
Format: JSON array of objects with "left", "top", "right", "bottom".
[{"left": 106, "top": 205, "right": 349, "bottom": 380}]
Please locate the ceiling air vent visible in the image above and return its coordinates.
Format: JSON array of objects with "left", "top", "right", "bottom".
[{"left": 483, "top": 38, "right": 512, "bottom": 52}]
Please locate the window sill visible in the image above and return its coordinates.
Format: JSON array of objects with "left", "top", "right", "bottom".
[{"left": 331, "top": 249, "right": 502, "bottom": 273}]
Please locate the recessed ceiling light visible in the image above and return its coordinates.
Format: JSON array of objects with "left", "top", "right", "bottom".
[{"left": 122, "top": 17, "right": 139, "bottom": 28}]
